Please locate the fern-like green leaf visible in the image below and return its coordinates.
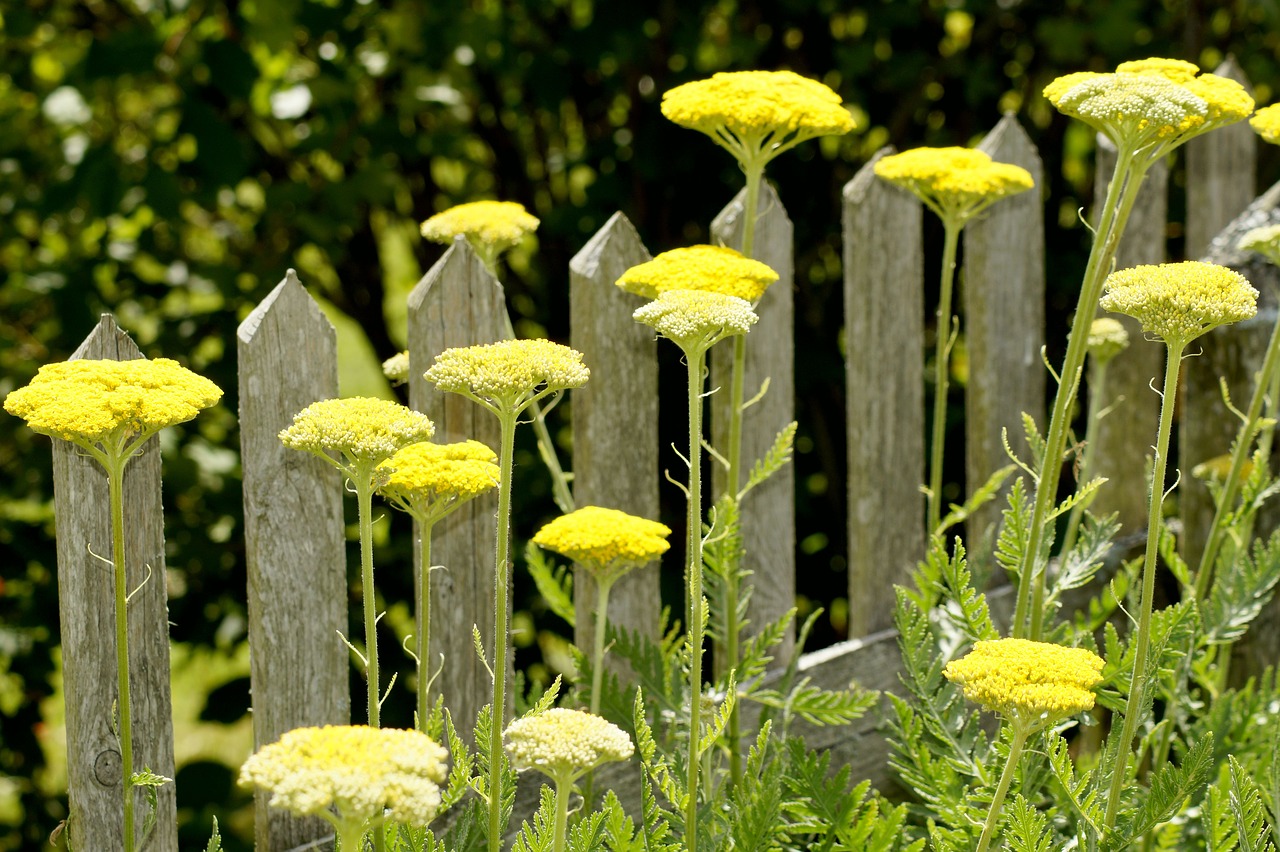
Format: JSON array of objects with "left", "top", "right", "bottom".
[
  {"left": 525, "top": 540, "right": 575, "bottom": 628},
  {"left": 1230, "top": 756, "right": 1278, "bottom": 852},
  {"left": 1107, "top": 733, "right": 1214, "bottom": 850},
  {"left": 1203, "top": 528, "right": 1280, "bottom": 646},
  {"left": 936, "top": 463, "right": 1016, "bottom": 536},
  {"left": 1003, "top": 793, "right": 1053, "bottom": 852},
  {"left": 995, "top": 477, "right": 1033, "bottom": 587},
  {"left": 203, "top": 818, "right": 222, "bottom": 852},
  {"left": 739, "top": 421, "right": 797, "bottom": 500}
]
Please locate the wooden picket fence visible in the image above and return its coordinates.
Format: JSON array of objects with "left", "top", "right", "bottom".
[{"left": 49, "top": 61, "right": 1280, "bottom": 852}]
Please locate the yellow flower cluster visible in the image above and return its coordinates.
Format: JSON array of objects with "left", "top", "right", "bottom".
[
  {"left": 873, "top": 147, "right": 1034, "bottom": 225},
  {"left": 616, "top": 245, "right": 779, "bottom": 304},
  {"left": 425, "top": 339, "right": 590, "bottom": 413},
  {"left": 383, "top": 350, "right": 411, "bottom": 385},
  {"left": 503, "top": 708, "right": 634, "bottom": 786},
  {"left": 1238, "top": 224, "right": 1280, "bottom": 266},
  {"left": 1044, "top": 58, "right": 1253, "bottom": 154},
  {"left": 661, "top": 70, "right": 855, "bottom": 170},
  {"left": 279, "top": 397, "right": 436, "bottom": 468},
  {"left": 420, "top": 201, "right": 539, "bottom": 249},
  {"left": 1250, "top": 104, "right": 1280, "bottom": 145},
  {"left": 378, "top": 440, "right": 500, "bottom": 520},
  {"left": 1100, "top": 261, "right": 1258, "bottom": 347},
  {"left": 533, "top": 506, "right": 671, "bottom": 580},
  {"left": 1086, "top": 317, "right": 1130, "bottom": 365},
  {"left": 633, "top": 289, "right": 758, "bottom": 355},
  {"left": 944, "top": 638, "right": 1104, "bottom": 730},
  {"left": 239, "top": 725, "right": 449, "bottom": 826},
  {"left": 4, "top": 358, "right": 222, "bottom": 448}
]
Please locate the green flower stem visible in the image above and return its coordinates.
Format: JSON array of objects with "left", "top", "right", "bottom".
[
  {"left": 975, "top": 723, "right": 1029, "bottom": 852},
  {"left": 106, "top": 451, "right": 136, "bottom": 852},
  {"left": 336, "top": 817, "right": 365, "bottom": 852},
  {"left": 415, "top": 520, "right": 436, "bottom": 732},
  {"left": 590, "top": 577, "right": 614, "bottom": 718},
  {"left": 1059, "top": 358, "right": 1113, "bottom": 559},
  {"left": 1103, "top": 340, "right": 1185, "bottom": 832},
  {"left": 553, "top": 778, "right": 570, "bottom": 852},
  {"left": 927, "top": 219, "right": 963, "bottom": 536},
  {"left": 357, "top": 473, "right": 381, "bottom": 729},
  {"left": 1016, "top": 146, "right": 1145, "bottom": 640},
  {"left": 685, "top": 348, "right": 707, "bottom": 852},
  {"left": 489, "top": 410, "right": 518, "bottom": 852},
  {"left": 1194, "top": 304, "right": 1280, "bottom": 601}
]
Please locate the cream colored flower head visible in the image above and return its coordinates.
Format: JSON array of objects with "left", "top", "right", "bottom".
[
  {"left": 377, "top": 440, "right": 499, "bottom": 523},
  {"left": 661, "top": 70, "right": 855, "bottom": 172},
  {"left": 279, "top": 397, "right": 435, "bottom": 475},
  {"left": 533, "top": 506, "right": 671, "bottom": 584},
  {"left": 4, "top": 357, "right": 222, "bottom": 456},
  {"left": 1086, "top": 317, "right": 1130, "bottom": 365},
  {"left": 1238, "top": 223, "right": 1280, "bottom": 266},
  {"left": 425, "top": 339, "right": 590, "bottom": 416},
  {"left": 383, "top": 351, "right": 411, "bottom": 386},
  {"left": 616, "top": 245, "right": 779, "bottom": 304},
  {"left": 503, "top": 708, "right": 634, "bottom": 786},
  {"left": 1100, "top": 261, "right": 1258, "bottom": 347},
  {"left": 420, "top": 200, "right": 539, "bottom": 262},
  {"left": 239, "top": 725, "right": 449, "bottom": 827},
  {"left": 1250, "top": 104, "right": 1280, "bottom": 145},
  {"left": 873, "top": 147, "right": 1034, "bottom": 226},
  {"left": 944, "top": 638, "right": 1104, "bottom": 732},
  {"left": 1045, "top": 58, "right": 1253, "bottom": 155},
  {"left": 633, "top": 289, "right": 757, "bottom": 357}
]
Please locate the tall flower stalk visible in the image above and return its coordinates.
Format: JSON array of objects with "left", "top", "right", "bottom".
[
  {"left": 632, "top": 288, "right": 758, "bottom": 852},
  {"left": 4, "top": 357, "right": 222, "bottom": 852},
  {"left": 1016, "top": 58, "right": 1254, "bottom": 640},
  {"left": 425, "top": 339, "right": 589, "bottom": 852},
  {"left": 1092, "top": 261, "right": 1257, "bottom": 830},
  {"left": 874, "top": 146, "right": 1035, "bottom": 534}
]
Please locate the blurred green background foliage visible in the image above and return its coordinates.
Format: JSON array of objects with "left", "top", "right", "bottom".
[{"left": 4, "top": 0, "right": 1280, "bottom": 847}]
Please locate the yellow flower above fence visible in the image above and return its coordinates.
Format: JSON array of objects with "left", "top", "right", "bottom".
[
  {"left": 633, "top": 289, "right": 758, "bottom": 356},
  {"left": 873, "top": 147, "right": 1034, "bottom": 226},
  {"left": 378, "top": 440, "right": 499, "bottom": 520},
  {"left": 661, "top": 70, "right": 855, "bottom": 173},
  {"left": 1086, "top": 317, "right": 1130, "bottom": 365},
  {"left": 425, "top": 338, "right": 590, "bottom": 415},
  {"left": 944, "top": 638, "right": 1104, "bottom": 731},
  {"left": 420, "top": 200, "right": 539, "bottom": 269},
  {"left": 239, "top": 724, "right": 449, "bottom": 827},
  {"left": 1100, "top": 261, "right": 1258, "bottom": 347},
  {"left": 504, "top": 708, "right": 634, "bottom": 786},
  {"left": 1239, "top": 223, "right": 1280, "bottom": 266},
  {"left": 279, "top": 397, "right": 435, "bottom": 471},
  {"left": 4, "top": 357, "right": 222, "bottom": 450},
  {"left": 1250, "top": 104, "right": 1280, "bottom": 145},
  {"left": 616, "top": 245, "right": 779, "bottom": 304},
  {"left": 533, "top": 505, "right": 671, "bottom": 581}
]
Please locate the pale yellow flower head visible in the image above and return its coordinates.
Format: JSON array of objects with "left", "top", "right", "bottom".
[
  {"left": 377, "top": 440, "right": 499, "bottom": 523},
  {"left": 1086, "top": 317, "right": 1130, "bottom": 365},
  {"left": 873, "top": 147, "right": 1034, "bottom": 226},
  {"left": 944, "top": 638, "right": 1104, "bottom": 732},
  {"left": 279, "top": 397, "right": 435, "bottom": 475},
  {"left": 4, "top": 358, "right": 222, "bottom": 455},
  {"left": 239, "top": 725, "right": 449, "bottom": 827},
  {"left": 1239, "top": 224, "right": 1280, "bottom": 266},
  {"left": 383, "top": 351, "right": 411, "bottom": 386},
  {"left": 503, "top": 708, "right": 634, "bottom": 786},
  {"left": 616, "top": 245, "right": 779, "bottom": 304},
  {"left": 633, "top": 289, "right": 758, "bottom": 356},
  {"left": 1100, "top": 261, "right": 1258, "bottom": 347},
  {"left": 420, "top": 201, "right": 539, "bottom": 263},
  {"left": 1115, "top": 58, "right": 1200, "bottom": 83},
  {"left": 533, "top": 506, "right": 671, "bottom": 584},
  {"left": 1250, "top": 104, "right": 1280, "bottom": 145},
  {"left": 661, "top": 70, "right": 855, "bottom": 171},
  {"left": 424, "top": 339, "right": 589, "bottom": 416}
]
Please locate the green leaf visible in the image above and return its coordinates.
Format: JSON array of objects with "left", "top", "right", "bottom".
[
  {"left": 203, "top": 817, "right": 223, "bottom": 852},
  {"left": 937, "top": 463, "right": 1016, "bottom": 536},
  {"left": 1108, "top": 733, "right": 1214, "bottom": 849},
  {"left": 739, "top": 421, "right": 797, "bottom": 501},
  {"left": 1229, "top": 756, "right": 1277, "bottom": 852},
  {"left": 750, "top": 679, "right": 876, "bottom": 728},
  {"left": 1203, "top": 528, "right": 1280, "bottom": 646},
  {"left": 996, "top": 477, "right": 1033, "bottom": 587},
  {"left": 526, "top": 541, "right": 575, "bottom": 628},
  {"left": 1003, "top": 793, "right": 1053, "bottom": 852}
]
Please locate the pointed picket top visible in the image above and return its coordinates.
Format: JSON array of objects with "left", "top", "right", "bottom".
[
  {"left": 54, "top": 315, "right": 179, "bottom": 851},
  {"left": 571, "top": 210, "right": 650, "bottom": 279},
  {"left": 238, "top": 268, "right": 332, "bottom": 345}
]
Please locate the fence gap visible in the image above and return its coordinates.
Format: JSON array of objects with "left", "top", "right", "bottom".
[
  {"left": 238, "top": 270, "right": 350, "bottom": 850},
  {"left": 568, "top": 212, "right": 662, "bottom": 663},
  {"left": 407, "top": 237, "right": 509, "bottom": 733},
  {"left": 963, "top": 114, "right": 1047, "bottom": 554},
  {"left": 711, "top": 182, "right": 797, "bottom": 664},
  {"left": 52, "top": 314, "right": 178, "bottom": 851},
  {"left": 844, "top": 148, "right": 925, "bottom": 637}
]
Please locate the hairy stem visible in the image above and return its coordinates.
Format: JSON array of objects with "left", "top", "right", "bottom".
[
  {"left": 489, "top": 412, "right": 518, "bottom": 852},
  {"left": 1058, "top": 358, "right": 1111, "bottom": 560},
  {"left": 976, "top": 724, "right": 1029, "bottom": 852},
  {"left": 358, "top": 476, "right": 380, "bottom": 729},
  {"left": 108, "top": 453, "right": 136, "bottom": 852},
  {"left": 553, "top": 778, "right": 570, "bottom": 852},
  {"left": 927, "top": 219, "right": 963, "bottom": 536},
  {"left": 416, "top": 520, "right": 435, "bottom": 732},
  {"left": 685, "top": 350, "right": 707, "bottom": 852}
]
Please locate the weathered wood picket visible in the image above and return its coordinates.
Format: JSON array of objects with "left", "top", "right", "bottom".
[{"left": 48, "top": 82, "right": 1280, "bottom": 847}]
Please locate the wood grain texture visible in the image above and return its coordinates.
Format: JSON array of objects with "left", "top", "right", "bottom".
[
  {"left": 1087, "top": 138, "right": 1167, "bottom": 538},
  {"left": 52, "top": 315, "right": 177, "bottom": 851},
  {"left": 844, "top": 149, "right": 925, "bottom": 637},
  {"left": 238, "top": 270, "right": 350, "bottom": 850},
  {"left": 408, "top": 238, "right": 508, "bottom": 734},
  {"left": 963, "top": 115, "right": 1046, "bottom": 551},
  {"left": 711, "top": 182, "right": 797, "bottom": 663},
  {"left": 1185, "top": 58, "right": 1256, "bottom": 260},
  {"left": 568, "top": 212, "right": 662, "bottom": 658}
]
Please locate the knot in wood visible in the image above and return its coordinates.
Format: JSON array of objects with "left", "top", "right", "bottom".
[{"left": 94, "top": 749, "right": 122, "bottom": 786}]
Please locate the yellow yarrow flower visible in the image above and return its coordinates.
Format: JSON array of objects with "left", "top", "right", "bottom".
[
  {"left": 661, "top": 70, "right": 855, "bottom": 172},
  {"left": 944, "top": 638, "right": 1104, "bottom": 732},
  {"left": 383, "top": 350, "right": 411, "bottom": 386},
  {"left": 377, "top": 440, "right": 499, "bottom": 522},
  {"left": 1100, "top": 261, "right": 1258, "bottom": 347},
  {"left": 1250, "top": 103, "right": 1280, "bottom": 145},
  {"left": 425, "top": 338, "right": 589, "bottom": 416},
  {"left": 873, "top": 147, "right": 1034, "bottom": 226},
  {"left": 615, "top": 245, "right": 779, "bottom": 304},
  {"left": 4, "top": 357, "right": 222, "bottom": 451},
  {"left": 420, "top": 200, "right": 539, "bottom": 267},
  {"left": 239, "top": 725, "right": 449, "bottom": 827},
  {"left": 1239, "top": 224, "right": 1280, "bottom": 266},
  {"left": 279, "top": 397, "right": 435, "bottom": 473},
  {"left": 1086, "top": 317, "right": 1130, "bottom": 365},
  {"left": 503, "top": 708, "right": 634, "bottom": 786},
  {"left": 533, "top": 506, "right": 671, "bottom": 583},
  {"left": 633, "top": 289, "right": 758, "bottom": 356},
  {"left": 1115, "top": 57, "right": 1200, "bottom": 83}
]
